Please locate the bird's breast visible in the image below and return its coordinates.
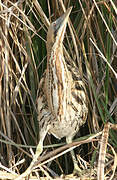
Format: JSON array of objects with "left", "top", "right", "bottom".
[{"left": 46, "top": 50, "right": 71, "bottom": 121}]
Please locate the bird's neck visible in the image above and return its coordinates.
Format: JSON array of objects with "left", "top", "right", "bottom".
[{"left": 46, "top": 44, "right": 71, "bottom": 121}]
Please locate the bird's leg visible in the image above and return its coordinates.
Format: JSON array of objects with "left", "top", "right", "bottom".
[
  {"left": 15, "top": 129, "right": 47, "bottom": 180},
  {"left": 15, "top": 140, "right": 43, "bottom": 180},
  {"left": 34, "top": 140, "right": 43, "bottom": 160},
  {"left": 66, "top": 136, "right": 82, "bottom": 175}
]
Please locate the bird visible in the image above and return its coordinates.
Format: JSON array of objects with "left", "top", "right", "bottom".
[{"left": 16, "top": 7, "right": 88, "bottom": 179}]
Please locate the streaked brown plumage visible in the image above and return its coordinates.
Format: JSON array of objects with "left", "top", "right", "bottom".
[{"left": 16, "top": 7, "right": 88, "bottom": 179}]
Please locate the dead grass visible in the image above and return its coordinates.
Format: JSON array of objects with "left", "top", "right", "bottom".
[{"left": 0, "top": 0, "right": 117, "bottom": 179}]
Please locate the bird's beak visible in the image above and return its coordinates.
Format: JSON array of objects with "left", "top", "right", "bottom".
[{"left": 54, "top": 7, "right": 72, "bottom": 40}]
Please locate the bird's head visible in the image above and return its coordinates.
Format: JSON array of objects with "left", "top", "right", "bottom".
[{"left": 46, "top": 7, "right": 72, "bottom": 56}]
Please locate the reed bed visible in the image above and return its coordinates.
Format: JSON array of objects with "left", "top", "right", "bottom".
[{"left": 0, "top": 0, "right": 117, "bottom": 179}]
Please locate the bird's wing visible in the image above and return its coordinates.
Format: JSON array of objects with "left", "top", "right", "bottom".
[{"left": 37, "top": 71, "right": 52, "bottom": 135}]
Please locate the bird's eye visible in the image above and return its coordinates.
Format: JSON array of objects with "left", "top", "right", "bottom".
[
  {"left": 53, "top": 22, "right": 56, "bottom": 27},
  {"left": 53, "top": 23, "right": 57, "bottom": 37}
]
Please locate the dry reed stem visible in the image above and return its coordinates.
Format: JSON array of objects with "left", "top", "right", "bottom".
[{"left": 97, "top": 123, "right": 117, "bottom": 180}]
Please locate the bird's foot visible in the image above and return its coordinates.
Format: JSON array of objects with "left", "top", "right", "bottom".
[
  {"left": 15, "top": 143, "right": 43, "bottom": 180},
  {"left": 15, "top": 158, "right": 38, "bottom": 180}
]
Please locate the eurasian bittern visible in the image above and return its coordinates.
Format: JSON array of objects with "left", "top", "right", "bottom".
[{"left": 16, "top": 7, "right": 88, "bottom": 179}]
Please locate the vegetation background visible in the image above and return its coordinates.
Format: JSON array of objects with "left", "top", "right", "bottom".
[{"left": 0, "top": 0, "right": 117, "bottom": 179}]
